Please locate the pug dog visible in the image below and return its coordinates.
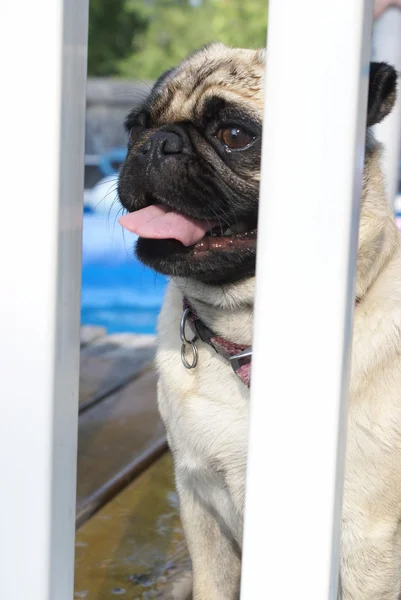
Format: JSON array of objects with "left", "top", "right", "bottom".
[{"left": 119, "top": 44, "right": 401, "bottom": 600}]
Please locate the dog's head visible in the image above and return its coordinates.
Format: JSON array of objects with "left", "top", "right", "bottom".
[
  {"left": 118, "top": 44, "right": 397, "bottom": 287},
  {"left": 118, "top": 43, "right": 264, "bottom": 284}
]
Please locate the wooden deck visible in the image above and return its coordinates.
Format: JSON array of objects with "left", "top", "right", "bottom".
[{"left": 75, "top": 327, "right": 191, "bottom": 599}]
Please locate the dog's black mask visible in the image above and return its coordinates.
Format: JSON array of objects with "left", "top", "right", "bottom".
[{"left": 118, "top": 46, "right": 397, "bottom": 286}]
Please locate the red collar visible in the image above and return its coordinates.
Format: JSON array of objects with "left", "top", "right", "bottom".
[{"left": 182, "top": 298, "right": 252, "bottom": 387}]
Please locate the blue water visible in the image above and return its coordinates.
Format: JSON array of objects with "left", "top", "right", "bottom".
[{"left": 81, "top": 211, "right": 167, "bottom": 334}]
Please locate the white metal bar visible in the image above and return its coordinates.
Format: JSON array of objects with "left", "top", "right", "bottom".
[
  {"left": 372, "top": 7, "right": 401, "bottom": 207},
  {"left": 241, "top": 1, "right": 373, "bottom": 599},
  {"left": 0, "top": 1, "right": 88, "bottom": 599}
]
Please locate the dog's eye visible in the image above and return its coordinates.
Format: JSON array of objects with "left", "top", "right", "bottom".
[
  {"left": 216, "top": 126, "right": 254, "bottom": 150},
  {"left": 129, "top": 125, "right": 142, "bottom": 145}
]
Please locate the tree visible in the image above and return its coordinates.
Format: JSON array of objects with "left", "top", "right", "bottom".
[
  {"left": 87, "top": 0, "right": 268, "bottom": 80},
  {"left": 118, "top": 0, "right": 268, "bottom": 80},
  {"left": 87, "top": 0, "right": 149, "bottom": 76}
]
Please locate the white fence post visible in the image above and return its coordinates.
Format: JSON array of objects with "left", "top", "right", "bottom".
[
  {"left": 240, "top": 1, "right": 373, "bottom": 599},
  {"left": 0, "top": 0, "right": 88, "bottom": 598},
  {"left": 372, "top": 7, "right": 401, "bottom": 208}
]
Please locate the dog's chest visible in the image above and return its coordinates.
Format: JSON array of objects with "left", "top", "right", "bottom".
[
  {"left": 157, "top": 365, "right": 249, "bottom": 545},
  {"left": 156, "top": 284, "right": 251, "bottom": 541}
]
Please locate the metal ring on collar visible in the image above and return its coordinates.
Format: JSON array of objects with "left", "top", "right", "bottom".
[
  {"left": 181, "top": 340, "right": 198, "bottom": 369},
  {"left": 180, "top": 308, "right": 199, "bottom": 369},
  {"left": 180, "top": 308, "right": 197, "bottom": 344}
]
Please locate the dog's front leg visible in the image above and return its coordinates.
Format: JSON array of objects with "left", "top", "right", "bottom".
[
  {"left": 177, "top": 479, "right": 241, "bottom": 600},
  {"left": 340, "top": 514, "right": 401, "bottom": 600}
]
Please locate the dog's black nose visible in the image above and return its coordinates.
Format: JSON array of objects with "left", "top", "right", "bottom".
[{"left": 140, "top": 131, "right": 184, "bottom": 158}]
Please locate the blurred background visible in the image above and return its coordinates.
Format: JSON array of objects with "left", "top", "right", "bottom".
[{"left": 81, "top": 0, "right": 269, "bottom": 335}]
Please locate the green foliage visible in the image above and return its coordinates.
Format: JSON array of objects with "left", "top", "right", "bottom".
[
  {"left": 88, "top": 0, "right": 268, "bottom": 79},
  {"left": 87, "top": 0, "right": 148, "bottom": 76}
]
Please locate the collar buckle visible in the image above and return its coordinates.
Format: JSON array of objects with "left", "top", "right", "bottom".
[{"left": 229, "top": 346, "right": 253, "bottom": 373}]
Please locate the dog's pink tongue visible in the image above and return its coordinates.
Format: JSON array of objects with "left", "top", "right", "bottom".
[{"left": 119, "top": 205, "right": 211, "bottom": 247}]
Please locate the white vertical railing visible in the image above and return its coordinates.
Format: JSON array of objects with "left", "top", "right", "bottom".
[
  {"left": 0, "top": 0, "right": 88, "bottom": 599},
  {"left": 372, "top": 7, "right": 401, "bottom": 207},
  {"left": 241, "top": 1, "right": 373, "bottom": 599}
]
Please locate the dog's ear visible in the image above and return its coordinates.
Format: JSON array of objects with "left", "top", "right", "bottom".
[{"left": 367, "top": 62, "right": 397, "bottom": 127}]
